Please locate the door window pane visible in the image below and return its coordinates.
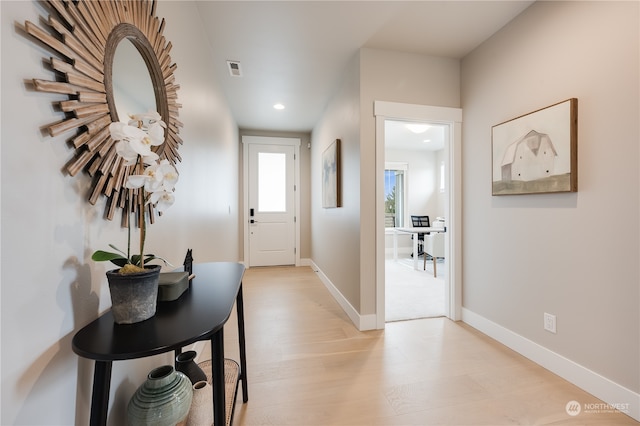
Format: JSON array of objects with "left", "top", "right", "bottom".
[{"left": 258, "top": 152, "right": 286, "bottom": 212}]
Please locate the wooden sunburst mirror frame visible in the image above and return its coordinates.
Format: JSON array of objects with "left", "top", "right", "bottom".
[{"left": 24, "top": 0, "right": 182, "bottom": 226}]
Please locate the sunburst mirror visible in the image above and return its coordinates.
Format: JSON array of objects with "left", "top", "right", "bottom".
[{"left": 24, "top": 0, "right": 182, "bottom": 226}]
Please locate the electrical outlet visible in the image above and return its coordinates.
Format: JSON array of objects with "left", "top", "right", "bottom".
[{"left": 544, "top": 313, "right": 557, "bottom": 333}]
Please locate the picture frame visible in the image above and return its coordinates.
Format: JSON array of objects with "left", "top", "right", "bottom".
[
  {"left": 492, "top": 98, "right": 577, "bottom": 195},
  {"left": 322, "top": 139, "right": 341, "bottom": 208}
]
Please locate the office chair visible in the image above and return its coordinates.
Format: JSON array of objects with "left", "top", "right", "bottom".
[{"left": 410, "top": 215, "right": 430, "bottom": 256}]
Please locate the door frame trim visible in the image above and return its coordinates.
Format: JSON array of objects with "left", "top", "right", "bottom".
[
  {"left": 242, "top": 136, "right": 301, "bottom": 267},
  {"left": 374, "top": 101, "right": 462, "bottom": 328}
]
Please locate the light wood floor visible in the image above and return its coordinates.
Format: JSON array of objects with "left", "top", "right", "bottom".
[{"left": 202, "top": 266, "right": 637, "bottom": 425}]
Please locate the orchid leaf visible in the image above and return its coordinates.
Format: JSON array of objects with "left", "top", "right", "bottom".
[
  {"left": 92, "top": 250, "right": 126, "bottom": 262},
  {"left": 144, "top": 254, "right": 173, "bottom": 267},
  {"left": 126, "top": 254, "right": 174, "bottom": 268},
  {"left": 91, "top": 250, "right": 129, "bottom": 267},
  {"left": 107, "top": 244, "right": 128, "bottom": 257},
  {"left": 110, "top": 258, "right": 129, "bottom": 267},
  {"left": 130, "top": 254, "right": 143, "bottom": 267}
]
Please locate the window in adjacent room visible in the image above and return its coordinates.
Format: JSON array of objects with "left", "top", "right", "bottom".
[{"left": 384, "top": 163, "right": 407, "bottom": 227}]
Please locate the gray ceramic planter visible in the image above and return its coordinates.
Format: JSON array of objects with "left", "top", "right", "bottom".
[{"left": 106, "top": 264, "right": 161, "bottom": 324}]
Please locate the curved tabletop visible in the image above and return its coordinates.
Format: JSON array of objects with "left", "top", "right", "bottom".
[
  {"left": 72, "top": 262, "right": 245, "bottom": 361},
  {"left": 395, "top": 226, "right": 446, "bottom": 233}
]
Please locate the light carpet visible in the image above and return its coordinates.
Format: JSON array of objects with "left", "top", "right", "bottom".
[{"left": 385, "top": 256, "right": 446, "bottom": 322}]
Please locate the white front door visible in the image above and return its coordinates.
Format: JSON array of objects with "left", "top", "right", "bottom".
[{"left": 246, "top": 140, "right": 297, "bottom": 266}]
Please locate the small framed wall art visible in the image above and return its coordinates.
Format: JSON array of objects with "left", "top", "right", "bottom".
[
  {"left": 322, "top": 139, "right": 341, "bottom": 208},
  {"left": 492, "top": 98, "right": 577, "bottom": 195}
]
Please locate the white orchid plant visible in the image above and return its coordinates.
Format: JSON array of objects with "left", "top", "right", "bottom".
[{"left": 92, "top": 111, "right": 178, "bottom": 274}]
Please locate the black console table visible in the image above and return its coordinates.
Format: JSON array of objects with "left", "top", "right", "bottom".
[{"left": 72, "top": 262, "right": 248, "bottom": 426}]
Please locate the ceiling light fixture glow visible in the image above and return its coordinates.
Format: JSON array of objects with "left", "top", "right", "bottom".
[
  {"left": 273, "top": 103, "right": 285, "bottom": 110},
  {"left": 406, "top": 123, "right": 429, "bottom": 134}
]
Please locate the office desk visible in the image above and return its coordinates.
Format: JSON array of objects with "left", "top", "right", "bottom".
[
  {"left": 393, "top": 227, "right": 446, "bottom": 270},
  {"left": 72, "top": 262, "right": 248, "bottom": 426}
]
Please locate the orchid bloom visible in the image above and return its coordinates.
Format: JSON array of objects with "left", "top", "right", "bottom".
[
  {"left": 110, "top": 111, "right": 177, "bottom": 210},
  {"left": 125, "top": 160, "right": 178, "bottom": 192},
  {"left": 129, "top": 111, "right": 166, "bottom": 129},
  {"left": 127, "top": 131, "right": 162, "bottom": 158},
  {"left": 101, "top": 111, "right": 177, "bottom": 270},
  {"left": 115, "top": 140, "right": 139, "bottom": 165},
  {"left": 156, "top": 160, "right": 179, "bottom": 191},
  {"left": 110, "top": 121, "right": 161, "bottom": 165},
  {"left": 148, "top": 190, "right": 175, "bottom": 212},
  {"left": 128, "top": 112, "right": 166, "bottom": 146}
]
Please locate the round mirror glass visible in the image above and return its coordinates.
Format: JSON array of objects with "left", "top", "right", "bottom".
[{"left": 112, "top": 38, "right": 156, "bottom": 123}]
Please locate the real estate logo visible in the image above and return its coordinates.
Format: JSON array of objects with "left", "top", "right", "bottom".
[
  {"left": 566, "top": 400, "right": 581, "bottom": 416},
  {"left": 565, "top": 400, "right": 630, "bottom": 417}
]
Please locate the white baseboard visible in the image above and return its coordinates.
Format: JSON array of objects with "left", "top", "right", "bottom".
[
  {"left": 298, "top": 257, "right": 312, "bottom": 267},
  {"left": 310, "top": 261, "right": 376, "bottom": 331},
  {"left": 462, "top": 308, "right": 640, "bottom": 422},
  {"left": 385, "top": 248, "right": 412, "bottom": 257}
]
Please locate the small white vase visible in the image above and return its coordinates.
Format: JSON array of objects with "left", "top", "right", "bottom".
[{"left": 186, "top": 380, "right": 213, "bottom": 426}]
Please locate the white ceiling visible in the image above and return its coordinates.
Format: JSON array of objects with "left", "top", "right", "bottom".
[
  {"left": 385, "top": 120, "right": 447, "bottom": 152},
  {"left": 194, "top": 1, "right": 534, "bottom": 136}
]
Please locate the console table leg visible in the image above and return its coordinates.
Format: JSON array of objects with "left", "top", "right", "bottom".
[
  {"left": 236, "top": 284, "right": 249, "bottom": 403},
  {"left": 90, "top": 360, "right": 112, "bottom": 426},
  {"left": 211, "top": 330, "right": 225, "bottom": 426}
]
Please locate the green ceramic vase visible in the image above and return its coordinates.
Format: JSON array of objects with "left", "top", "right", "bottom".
[{"left": 127, "top": 365, "right": 193, "bottom": 426}]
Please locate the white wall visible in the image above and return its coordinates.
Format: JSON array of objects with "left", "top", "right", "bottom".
[
  {"left": 386, "top": 148, "right": 440, "bottom": 225},
  {"left": 311, "top": 52, "right": 362, "bottom": 310},
  {"left": 1, "top": 1, "right": 240, "bottom": 424},
  {"left": 385, "top": 147, "right": 442, "bottom": 253},
  {"left": 359, "top": 48, "right": 460, "bottom": 316},
  {"left": 461, "top": 0, "right": 639, "bottom": 400},
  {"left": 311, "top": 48, "right": 460, "bottom": 319}
]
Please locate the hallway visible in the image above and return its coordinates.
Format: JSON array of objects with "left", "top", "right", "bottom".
[{"left": 202, "top": 266, "right": 637, "bottom": 425}]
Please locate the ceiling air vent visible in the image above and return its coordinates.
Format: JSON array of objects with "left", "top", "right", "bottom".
[{"left": 227, "top": 60, "right": 242, "bottom": 77}]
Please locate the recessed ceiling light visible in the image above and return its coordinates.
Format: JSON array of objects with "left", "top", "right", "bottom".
[
  {"left": 406, "top": 124, "right": 429, "bottom": 134},
  {"left": 273, "top": 103, "right": 285, "bottom": 110},
  {"left": 423, "top": 139, "right": 431, "bottom": 143}
]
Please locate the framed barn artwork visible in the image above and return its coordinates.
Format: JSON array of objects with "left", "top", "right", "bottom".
[
  {"left": 322, "top": 139, "right": 341, "bottom": 208},
  {"left": 492, "top": 98, "right": 577, "bottom": 195}
]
